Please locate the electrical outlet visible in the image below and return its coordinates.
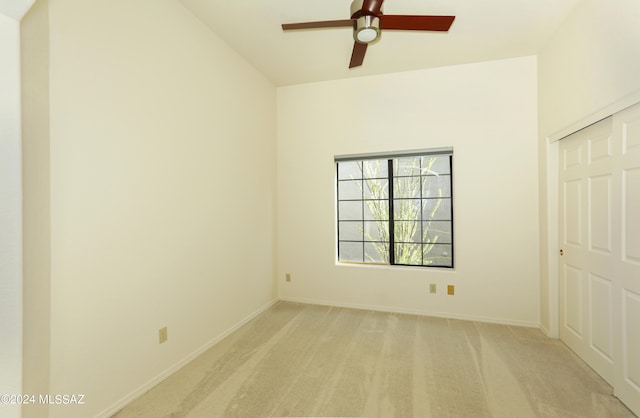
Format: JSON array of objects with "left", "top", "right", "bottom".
[
  {"left": 159, "top": 326, "right": 168, "bottom": 344},
  {"left": 429, "top": 283, "right": 437, "bottom": 294},
  {"left": 286, "top": 273, "right": 291, "bottom": 282},
  {"left": 447, "top": 285, "right": 455, "bottom": 296}
]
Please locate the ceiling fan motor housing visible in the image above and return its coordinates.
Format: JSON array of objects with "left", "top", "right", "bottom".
[
  {"left": 351, "top": 0, "right": 382, "bottom": 44},
  {"left": 354, "top": 16, "right": 380, "bottom": 44}
]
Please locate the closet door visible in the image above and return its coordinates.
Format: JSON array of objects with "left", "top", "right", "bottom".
[
  {"left": 612, "top": 103, "right": 640, "bottom": 415},
  {"left": 559, "top": 117, "right": 615, "bottom": 385},
  {"left": 559, "top": 102, "right": 640, "bottom": 416}
]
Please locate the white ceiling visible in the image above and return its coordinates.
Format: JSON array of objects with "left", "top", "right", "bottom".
[{"left": 186, "top": 0, "right": 581, "bottom": 86}]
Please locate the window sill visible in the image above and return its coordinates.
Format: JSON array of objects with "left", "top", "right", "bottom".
[{"left": 336, "top": 261, "right": 455, "bottom": 271}]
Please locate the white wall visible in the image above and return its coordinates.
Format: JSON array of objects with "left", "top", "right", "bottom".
[
  {"left": 538, "top": 0, "right": 640, "bottom": 139},
  {"left": 538, "top": 0, "right": 640, "bottom": 334},
  {"left": 21, "top": 0, "right": 277, "bottom": 417},
  {"left": 277, "top": 56, "right": 540, "bottom": 326},
  {"left": 0, "top": 12, "right": 22, "bottom": 418},
  {"left": 21, "top": 0, "right": 52, "bottom": 416},
  {"left": 0, "top": 0, "right": 35, "bottom": 20}
]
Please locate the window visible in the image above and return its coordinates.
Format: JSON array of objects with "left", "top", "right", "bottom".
[{"left": 336, "top": 149, "right": 453, "bottom": 268}]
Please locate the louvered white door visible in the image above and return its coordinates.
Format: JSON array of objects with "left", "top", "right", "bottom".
[
  {"left": 612, "top": 103, "right": 640, "bottom": 415},
  {"left": 560, "top": 117, "right": 615, "bottom": 385},
  {"left": 559, "top": 102, "right": 640, "bottom": 416}
]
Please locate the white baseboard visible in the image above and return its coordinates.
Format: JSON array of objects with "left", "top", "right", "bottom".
[
  {"left": 539, "top": 323, "right": 554, "bottom": 338},
  {"left": 95, "top": 298, "right": 279, "bottom": 418},
  {"left": 279, "top": 297, "right": 540, "bottom": 329}
]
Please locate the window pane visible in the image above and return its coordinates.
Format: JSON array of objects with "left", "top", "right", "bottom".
[
  {"left": 339, "top": 221, "right": 363, "bottom": 241},
  {"left": 394, "top": 243, "right": 422, "bottom": 265},
  {"left": 393, "top": 176, "right": 421, "bottom": 199},
  {"left": 339, "top": 241, "right": 363, "bottom": 262},
  {"left": 336, "top": 151, "right": 453, "bottom": 268},
  {"left": 422, "top": 221, "right": 452, "bottom": 244},
  {"left": 338, "top": 179, "right": 362, "bottom": 200},
  {"left": 423, "top": 244, "right": 453, "bottom": 267},
  {"left": 421, "top": 156, "right": 450, "bottom": 175},
  {"left": 339, "top": 201, "right": 362, "bottom": 221},
  {"left": 422, "top": 175, "right": 451, "bottom": 198},
  {"left": 338, "top": 161, "right": 362, "bottom": 180},
  {"left": 363, "top": 178, "right": 388, "bottom": 199},
  {"left": 362, "top": 159, "right": 388, "bottom": 179},
  {"left": 363, "top": 200, "right": 388, "bottom": 221},
  {"left": 393, "top": 199, "right": 421, "bottom": 220},
  {"left": 364, "top": 220, "right": 388, "bottom": 242},
  {"left": 394, "top": 157, "right": 421, "bottom": 176},
  {"left": 365, "top": 242, "right": 389, "bottom": 263},
  {"left": 422, "top": 198, "right": 451, "bottom": 221},
  {"left": 394, "top": 220, "right": 420, "bottom": 243}
]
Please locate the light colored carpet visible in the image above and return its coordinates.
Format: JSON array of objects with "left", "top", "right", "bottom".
[{"left": 113, "top": 302, "right": 635, "bottom": 418}]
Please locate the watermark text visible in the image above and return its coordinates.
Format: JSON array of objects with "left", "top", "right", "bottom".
[{"left": 1, "top": 394, "right": 85, "bottom": 405}]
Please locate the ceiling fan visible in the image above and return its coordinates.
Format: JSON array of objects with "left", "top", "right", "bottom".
[{"left": 282, "top": 0, "right": 455, "bottom": 68}]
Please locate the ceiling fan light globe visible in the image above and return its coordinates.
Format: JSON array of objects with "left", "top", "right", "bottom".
[{"left": 356, "top": 27, "right": 378, "bottom": 43}]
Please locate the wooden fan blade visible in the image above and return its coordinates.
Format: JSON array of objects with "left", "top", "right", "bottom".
[
  {"left": 380, "top": 15, "right": 455, "bottom": 31},
  {"left": 282, "top": 19, "right": 355, "bottom": 31},
  {"left": 361, "top": 0, "right": 384, "bottom": 16},
  {"left": 349, "top": 42, "right": 368, "bottom": 68}
]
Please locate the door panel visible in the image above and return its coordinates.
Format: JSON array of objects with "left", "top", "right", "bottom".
[
  {"left": 564, "top": 180, "right": 582, "bottom": 246},
  {"left": 560, "top": 117, "right": 615, "bottom": 385},
  {"left": 589, "top": 175, "right": 612, "bottom": 253},
  {"left": 589, "top": 273, "right": 613, "bottom": 361},
  {"left": 624, "top": 168, "right": 640, "bottom": 263},
  {"left": 622, "top": 290, "right": 640, "bottom": 389},
  {"left": 564, "top": 264, "right": 583, "bottom": 337},
  {"left": 590, "top": 133, "right": 612, "bottom": 162},
  {"left": 623, "top": 116, "right": 640, "bottom": 150},
  {"left": 613, "top": 103, "right": 640, "bottom": 414}
]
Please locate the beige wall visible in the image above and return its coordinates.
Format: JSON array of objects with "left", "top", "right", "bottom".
[
  {"left": 22, "top": 0, "right": 277, "bottom": 416},
  {"left": 0, "top": 12, "right": 22, "bottom": 418},
  {"left": 277, "top": 56, "right": 540, "bottom": 326},
  {"left": 21, "top": 1, "right": 52, "bottom": 417},
  {"left": 538, "top": 0, "right": 640, "bottom": 139},
  {"left": 538, "top": 0, "right": 640, "bottom": 335}
]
